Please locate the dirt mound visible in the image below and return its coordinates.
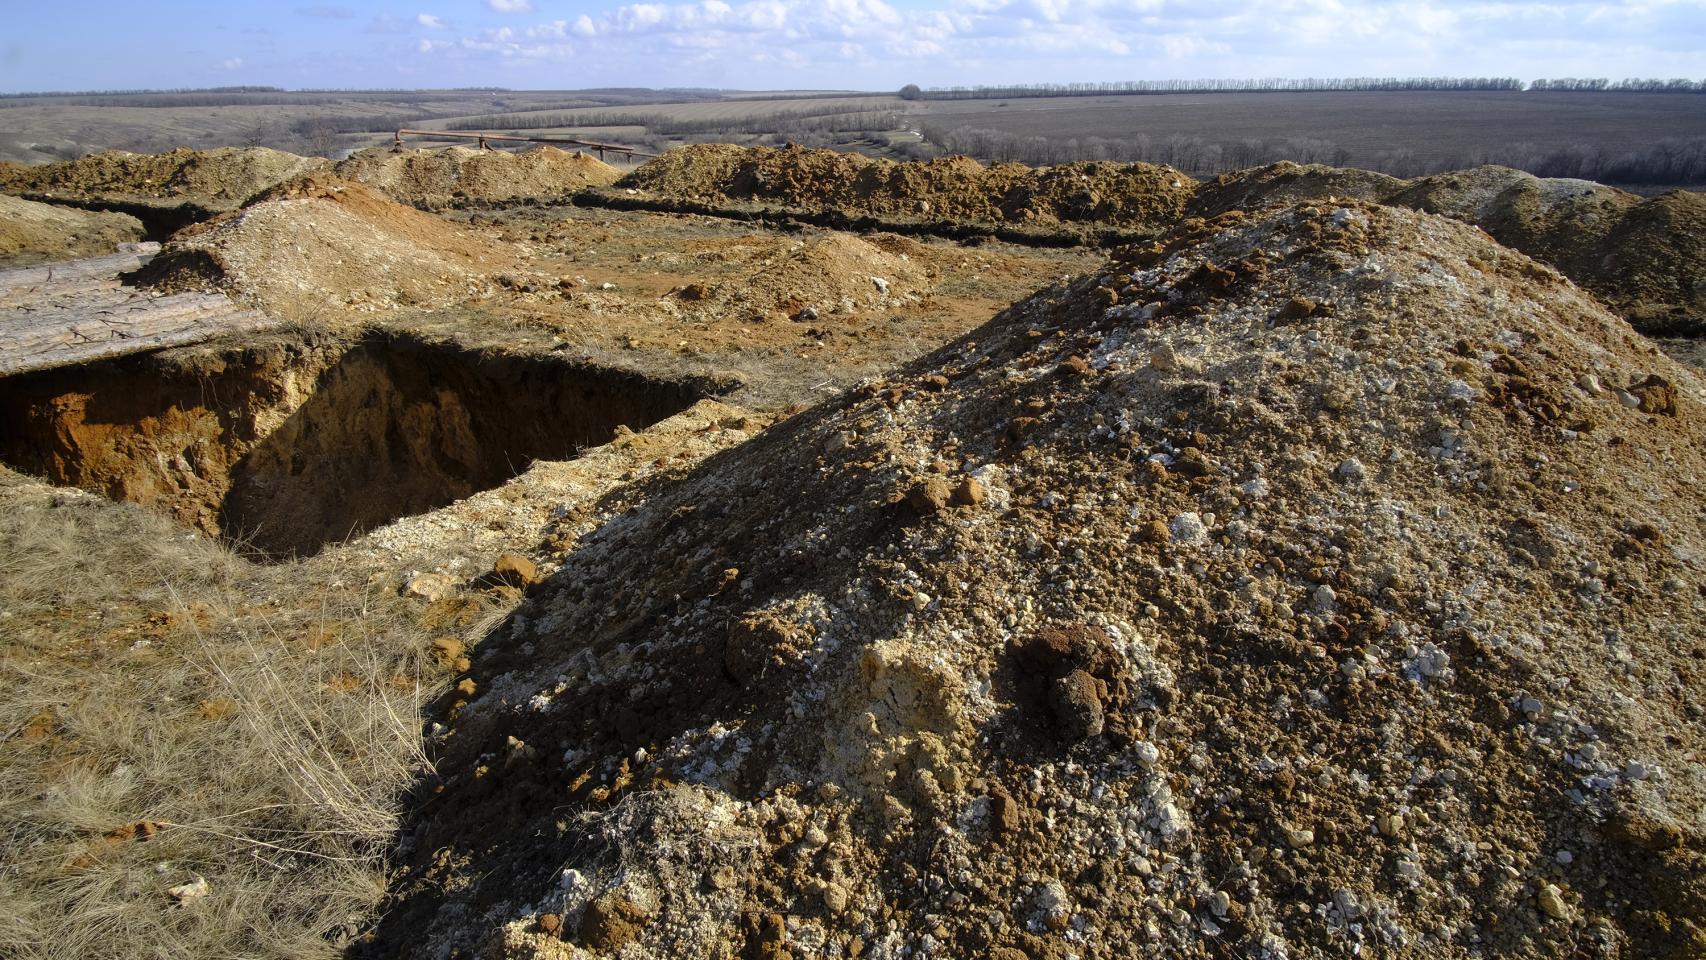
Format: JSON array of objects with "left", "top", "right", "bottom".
[
  {"left": 367, "top": 200, "right": 1706, "bottom": 959},
  {"left": 670, "top": 232, "right": 932, "bottom": 321},
  {"left": 1589, "top": 190, "right": 1706, "bottom": 335},
  {"left": 0, "top": 194, "right": 146, "bottom": 266},
  {"left": 0, "top": 146, "right": 330, "bottom": 210},
  {"left": 1390, "top": 167, "right": 1706, "bottom": 334},
  {"left": 1184, "top": 163, "right": 1704, "bottom": 335},
  {"left": 1189, "top": 161, "right": 1405, "bottom": 219},
  {"left": 335, "top": 145, "right": 620, "bottom": 205},
  {"left": 134, "top": 173, "right": 513, "bottom": 315},
  {"left": 620, "top": 144, "right": 1195, "bottom": 230}
]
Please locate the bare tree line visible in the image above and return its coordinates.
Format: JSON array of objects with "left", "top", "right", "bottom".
[
  {"left": 1531, "top": 78, "right": 1705, "bottom": 92},
  {"left": 907, "top": 78, "right": 1527, "bottom": 100},
  {"left": 907, "top": 77, "right": 1705, "bottom": 100}
]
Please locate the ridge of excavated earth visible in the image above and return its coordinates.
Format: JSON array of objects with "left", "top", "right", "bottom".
[
  {"left": 617, "top": 149, "right": 1706, "bottom": 337},
  {"left": 358, "top": 200, "right": 1706, "bottom": 960},
  {"left": 615, "top": 143, "right": 1197, "bottom": 232},
  {"left": 3, "top": 145, "right": 1702, "bottom": 336},
  {"left": 334, "top": 145, "right": 622, "bottom": 205},
  {"left": 0, "top": 146, "right": 331, "bottom": 211}
]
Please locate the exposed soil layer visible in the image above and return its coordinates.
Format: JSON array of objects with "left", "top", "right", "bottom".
[
  {"left": 335, "top": 145, "right": 621, "bottom": 206},
  {"left": 0, "top": 331, "right": 713, "bottom": 559},
  {"left": 132, "top": 173, "right": 516, "bottom": 316},
  {"left": 623, "top": 149, "right": 1706, "bottom": 336},
  {"left": 0, "top": 194, "right": 146, "bottom": 266},
  {"left": 366, "top": 200, "right": 1706, "bottom": 960},
  {"left": 618, "top": 144, "right": 1196, "bottom": 231}
]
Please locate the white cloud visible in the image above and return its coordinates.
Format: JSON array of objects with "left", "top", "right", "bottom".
[
  {"left": 417, "top": 12, "right": 447, "bottom": 28},
  {"left": 409, "top": 0, "right": 1706, "bottom": 88},
  {"left": 220, "top": 57, "right": 245, "bottom": 69}
]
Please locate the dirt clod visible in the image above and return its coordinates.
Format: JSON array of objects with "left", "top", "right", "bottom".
[{"left": 488, "top": 552, "right": 541, "bottom": 589}]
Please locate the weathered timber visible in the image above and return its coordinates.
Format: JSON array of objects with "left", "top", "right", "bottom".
[{"left": 0, "top": 252, "right": 279, "bottom": 377}]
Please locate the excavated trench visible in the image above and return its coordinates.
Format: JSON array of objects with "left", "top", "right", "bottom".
[{"left": 0, "top": 332, "right": 715, "bottom": 560}]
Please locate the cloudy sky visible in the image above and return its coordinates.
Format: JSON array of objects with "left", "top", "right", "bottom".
[{"left": 2, "top": 0, "right": 1702, "bottom": 92}]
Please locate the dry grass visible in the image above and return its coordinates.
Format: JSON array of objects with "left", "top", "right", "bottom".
[{"left": 0, "top": 475, "right": 445, "bottom": 960}]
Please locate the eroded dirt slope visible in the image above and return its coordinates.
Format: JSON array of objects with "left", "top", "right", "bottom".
[{"left": 364, "top": 200, "right": 1706, "bottom": 959}]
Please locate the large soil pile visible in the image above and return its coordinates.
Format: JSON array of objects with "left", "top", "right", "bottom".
[
  {"left": 366, "top": 201, "right": 1706, "bottom": 959},
  {"left": 1388, "top": 167, "right": 1706, "bottom": 336},
  {"left": 134, "top": 173, "right": 513, "bottom": 314},
  {"left": 335, "top": 145, "right": 621, "bottom": 206},
  {"left": 671, "top": 232, "right": 932, "bottom": 321},
  {"left": 1188, "top": 161, "right": 1406, "bottom": 219},
  {"left": 619, "top": 144, "right": 1196, "bottom": 230},
  {"left": 0, "top": 146, "right": 330, "bottom": 210},
  {"left": 1193, "top": 163, "right": 1705, "bottom": 336},
  {"left": 0, "top": 194, "right": 145, "bottom": 265}
]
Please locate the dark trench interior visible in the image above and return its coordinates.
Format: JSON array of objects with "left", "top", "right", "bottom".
[{"left": 0, "top": 334, "right": 715, "bottom": 560}]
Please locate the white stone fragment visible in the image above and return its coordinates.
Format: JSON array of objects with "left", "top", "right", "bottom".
[{"left": 1168, "top": 512, "right": 1208, "bottom": 546}]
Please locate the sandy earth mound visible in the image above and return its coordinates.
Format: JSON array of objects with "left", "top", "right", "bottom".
[
  {"left": 335, "top": 145, "right": 621, "bottom": 205},
  {"left": 620, "top": 144, "right": 1195, "bottom": 231},
  {"left": 1388, "top": 167, "right": 1706, "bottom": 335},
  {"left": 1586, "top": 190, "right": 1706, "bottom": 335},
  {"left": 0, "top": 194, "right": 146, "bottom": 265},
  {"left": 1185, "top": 163, "right": 1704, "bottom": 336},
  {"left": 1189, "top": 161, "right": 1406, "bottom": 219},
  {"left": 362, "top": 201, "right": 1706, "bottom": 959},
  {"left": 0, "top": 146, "right": 330, "bottom": 211},
  {"left": 134, "top": 173, "right": 513, "bottom": 314},
  {"left": 669, "top": 233, "right": 933, "bottom": 321}
]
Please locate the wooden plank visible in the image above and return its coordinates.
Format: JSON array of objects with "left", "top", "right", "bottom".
[{"left": 0, "top": 253, "right": 282, "bottom": 377}]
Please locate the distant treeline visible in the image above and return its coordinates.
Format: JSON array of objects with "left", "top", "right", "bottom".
[
  {"left": 922, "top": 125, "right": 1706, "bottom": 185},
  {"left": 1529, "top": 78, "right": 1706, "bottom": 92},
  {"left": 905, "top": 77, "right": 1706, "bottom": 100},
  {"left": 1496, "top": 137, "right": 1706, "bottom": 183}
]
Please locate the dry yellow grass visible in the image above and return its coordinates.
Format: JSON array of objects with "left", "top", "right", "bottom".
[{"left": 0, "top": 472, "right": 446, "bottom": 960}]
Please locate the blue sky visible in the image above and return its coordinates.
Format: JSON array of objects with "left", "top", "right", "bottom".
[{"left": 3, "top": 1, "right": 1703, "bottom": 93}]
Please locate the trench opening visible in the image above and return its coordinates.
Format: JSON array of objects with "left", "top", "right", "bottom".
[
  {"left": 0, "top": 333, "right": 715, "bottom": 561},
  {"left": 15, "top": 193, "right": 216, "bottom": 242}
]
